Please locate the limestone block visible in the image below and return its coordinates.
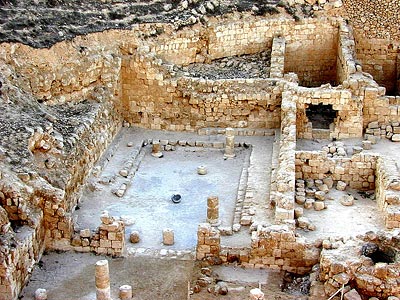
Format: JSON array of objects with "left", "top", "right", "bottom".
[
  {"left": 129, "top": 231, "right": 140, "bottom": 243},
  {"left": 100, "top": 211, "right": 114, "bottom": 225},
  {"left": 340, "top": 195, "right": 354, "bottom": 206},
  {"left": 294, "top": 207, "right": 303, "bottom": 219},
  {"left": 392, "top": 134, "right": 400, "bottom": 142},
  {"left": 119, "top": 169, "right": 128, "bottom": 177},
  {"left": 249, "top": 288, "right": 264, "bottom": 300},
  {"left": 115, "top": 183, "right": 127, "bottom": 197},
  {"left": 306, "top": 188, "right": 316, "bottom": 197},
  {"left": 362, "top": 140, "right": 372, "bottom": 150},
  {"left": 35, "top": 289, "right": 47, "bottom": 300},
  {"left": 163, "top": 228, "right": 174, "bottom": 246},
  {"left": 79, "top": 228, "right": 91, "bottom": 238},
  {"left": 315, "top": 191, "right": 326, "bottom": 201},
  {"left": 336, "top": 181, "right": 347, "bottom": 191},
  {"left": 333, "top": 272, "right": 350, "bottom": 285},
  {"left": 344, "top": 289, "right": 362, "bottom": 300},
  {"left": 297, "top": 217, "right": 315, "bottom": 231},
  {"left": 323, "top": 177, "right": 334, "bottom": 189},
  {"left": 313, "top": 201, "right": 325, "bottom": 211},
  {"left": 295, "top": 195, "right": 306, "bottom": 205},
  {"left": 318, "top": 184, "right": 329, "bottom": 193},
  {"left": 304, "top": 198, "right": 315, "bottom": 209},
  {"left": 119, "top": 285, "right": 132, "bottom": 300}
]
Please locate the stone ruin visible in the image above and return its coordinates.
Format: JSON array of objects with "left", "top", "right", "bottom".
[{"left": 0, "top": 0, "right": 399, "bottom": 299}]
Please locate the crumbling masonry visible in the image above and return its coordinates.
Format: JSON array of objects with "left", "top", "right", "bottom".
[{"left": 0, "top": 0, "right": 400, "bottom": 299}]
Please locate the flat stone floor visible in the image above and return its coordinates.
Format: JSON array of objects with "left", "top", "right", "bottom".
[{"left": 75, "top": 127, "right": 272, "bottom": 251}]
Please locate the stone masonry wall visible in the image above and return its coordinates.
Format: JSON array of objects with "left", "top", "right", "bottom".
[
  {"left": 196, "top": 223, "right": 320, "bottom": 275},
  {"left": 363, "top": 87, "right": 400, "bottom": 128},
  {"left": 121, "top": 44, "right": 283, "bottom": 130},
  {"left": 294, "top": 86, "right": 362, "bottom": 139},
  {"left": 354, "top": 35, "right": 400, "bottom": 96},
  {"left": 295, "top": 151, "right": 376, "bottom": 190},
  {"left": 151, "top": 16, "right": 339, "bottom": 88},
  {"left": 271, "top": 91, "right": 296, "bottom": 224},
  {"left": 375, "top": 156, "right": 400, "bottom": 229},
  {"left": 0, "top": 167, "right": 64, "bottom": 300},
  {"left": 0, "top": 32, "right": 125, "bottom": 299}
]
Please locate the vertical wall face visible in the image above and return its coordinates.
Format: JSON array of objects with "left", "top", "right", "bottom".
[
  {"left": 284, "top": 23, "right": 339, "bottom": 87},
  {"left": 354, "top": 35, "right": 400, "bottom": 95}
]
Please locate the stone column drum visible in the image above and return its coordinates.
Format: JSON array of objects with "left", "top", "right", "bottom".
[
  {"left": 163, "top": 228, "right": 174, "bottom": 245},
  {"left": 207, "top": 196, "right": 220, "bottom": 226},
  {"left": 151, "top": 141, "right": 163, "bottom": 158},
  {"left": 224, "top": 127, "right": 235, "bottom": 159},
  {"left": 119, "top": 285, "right": 133, "bottom": 300},
  {"left": 34, "top": 288, "right": 47, "bottom": 300},
  {"left": 249, "top": 288, "right": 265, "bottom": 300},
  {"left": 95, "top": 260, "right": 111, "bottom": 300}
]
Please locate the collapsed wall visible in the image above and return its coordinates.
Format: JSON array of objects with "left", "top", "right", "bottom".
[
  {"left": 0, "top": 3, "right": 398, "bottom": 298},
  {"left": 0, "top": 32, "right": 124, "bottom": 299}
]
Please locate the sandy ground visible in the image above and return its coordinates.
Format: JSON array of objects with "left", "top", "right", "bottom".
[
  {"left": 20, "top": 251, "right": 302, "bottom": 300},
  {"left": 20, "top": 252, "right": 195, "bottom": 300}
]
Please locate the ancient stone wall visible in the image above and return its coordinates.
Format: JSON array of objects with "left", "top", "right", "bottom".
[
  {"left": 354, "top": 36, "right": 400, "bottom": 96},
  {"left": 0, "top": 37, "right": 123, "bottom": 105},
  {"left": 121, "top": 45, "right": 283, "bottom": 130},
  {"left": 0, "top": 32, "right": 126, "bottom": 299},
  {"left": 295, "top": 151, "right": 376, "bottom": 190},
  {"left": 72, "top": 211, "right": 125, "bottom": 257},
  {"left": 363, "top": 87, "right": 400, "bottom": 127},
  {"left": 271, "top": 91, "right": 296, "bottom": 224},
  {"left": 248, "top": 224, "right": 320, "bottom": 274},
  {"left": 375, "top": 156, "right": 400, "bottom": 229},
  {"left": 196, "top": 223, "right": 320, "bottom": 275},
  {"left": 153, "top": 17, "right": 340, "bottom": 88},
  {"left": 0, "top": 167, "right": 64, "bottom": 300}
]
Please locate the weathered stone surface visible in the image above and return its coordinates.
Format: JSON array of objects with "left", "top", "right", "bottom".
[
  {"left": 129, "top": 231, "right": 140, "bottom": 244},
  {"left": 314, "top": 201, "right": 325, "bottom": 211},
  {"left": 336, "top": 181, "right": 347, "bottom": 191},
  {"left": 340, "top": 195, "right": 354, "bottom": 206},
  {"left": 344, "top": 289, "right": 362, "bottom": 300}
]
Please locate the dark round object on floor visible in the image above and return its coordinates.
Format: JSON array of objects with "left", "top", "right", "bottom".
[{"left": 171, "top": 194, "right": 181, "bottom": 203}]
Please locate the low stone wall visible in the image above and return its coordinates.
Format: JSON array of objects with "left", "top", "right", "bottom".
[
  {"left": 196, "top": 223, "right": 221, "bottom": 261},
  {"left": 365, "top": 120, "right": 400, "bottom": 143},
  {"left": 363, "top": 88, "right": 400, "bottom": 127},
  {"left": 295, "top": 151, "right": 376, "bottom": 190},
  {"left": 271, "top": 91, "right": 296, "bottom": 224},
  {"left": 72, "top": 212, "right": 125, "bottom": 257},
  {"left": 375, "top": 156, "right": 400, "bottom": 229},
  {"left": 196, "top": 223, "right": 320, "bottom": 275},
  {"left": 249, "top": 224, "right": 320, "bottom": 274}
]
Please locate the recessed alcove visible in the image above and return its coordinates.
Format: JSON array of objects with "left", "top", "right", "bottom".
[{"left": 305, "top": 104, "right": 337, "bottom": 130}]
